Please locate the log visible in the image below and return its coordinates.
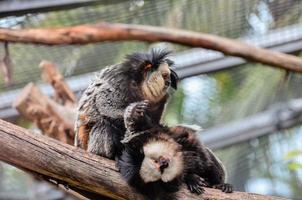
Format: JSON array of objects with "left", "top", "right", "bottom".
[
  {"left": 12, "top": 83, "right": 76, "bottom": 144},
  {"left": 0, "top": 23, "right": 302, "bottom": 73},
  {"left": 0, "top": 119, "right": 288, "bottom": 200},
  {"left": 39, "top": 60, "right": 77, "bottom": 106}
]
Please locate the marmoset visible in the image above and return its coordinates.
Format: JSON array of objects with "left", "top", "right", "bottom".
[
  {"left": 117, "top": 102, "right": 233, "bottom": 199},
  {"left": 74, "top": 49, "right": 178, "bottom": 159}
]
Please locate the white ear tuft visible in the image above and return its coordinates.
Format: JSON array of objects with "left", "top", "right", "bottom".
[{"left": 175, "top": 124, "right": 202, "bottom": 131}]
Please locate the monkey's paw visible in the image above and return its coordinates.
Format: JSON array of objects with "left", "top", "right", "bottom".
[
  {"left": 124, "top": 100, "right": 150, "bottom": 122},
  {"left": 124, "top": 100, "right": 150, "bottom": 134},
  {"left": 186, "top": 174, "right": 207, "bottom": 195},
  {"left": 213, "top": 183, "right": 233, "bottom": 193}
]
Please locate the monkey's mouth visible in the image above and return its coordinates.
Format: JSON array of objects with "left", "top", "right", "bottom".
[
  {"left": 142, "top": 73, "right": 170, "bottom": 102},
  {"left": 164, "top": 80, "right": 171, "bottom": 89}
]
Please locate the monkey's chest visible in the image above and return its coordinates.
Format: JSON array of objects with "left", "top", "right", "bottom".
[{"left": 103, "top": 117, "right": 126, "bottom": 136}]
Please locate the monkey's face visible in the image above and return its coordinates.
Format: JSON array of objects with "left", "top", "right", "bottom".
[
  {"left": 139, "top": 139, "right": 184, "bottom": 183},
  {"left": 141, "top": 60, "right": 178, "bottom": 103},
  {"left": 124, "top": 49, "right": 178, "bottom": 103}
]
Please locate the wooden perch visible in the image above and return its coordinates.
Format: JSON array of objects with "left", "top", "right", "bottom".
[
  {"left": 39, "top": 60, "right": 77, "bottom": 106},
  {"left": 0, "top": 119, "right": 287, "bottom": 200},
  {"left": 13, "top": 83, "right": 76, "bottom": 144},
  {"left": 0, "top": 23, "right": 302, "bottom": 73}
]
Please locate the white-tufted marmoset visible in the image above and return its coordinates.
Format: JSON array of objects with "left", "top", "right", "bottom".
[
  {"left": 117, "top": 101, "right": 233, "bottom": 199},
  {"left": 74, "top": 49, "right": 178, "bottom": 159}
]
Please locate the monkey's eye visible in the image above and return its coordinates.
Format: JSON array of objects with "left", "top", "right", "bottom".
[{"left": 144, "top": 63, "right": 152, "bottom": 71}]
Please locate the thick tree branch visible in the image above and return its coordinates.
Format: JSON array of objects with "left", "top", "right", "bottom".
[
  {"left": 0, "top": 119, "right": 287, "bottom": 200},
  {"left": 0, "top": 23, "right": 302, "bottom": 72}
]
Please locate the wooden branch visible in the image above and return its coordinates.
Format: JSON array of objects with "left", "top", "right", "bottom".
[
  {"left": 0, "top": 23, "right": 302, "bottom": 73},
  {"left": 0, "top": 42, "right": 13, "bottom": 86},
  {"left": 0, "top": 119, "right": 287, "bottom": 200},
  {"left": 12, "top": 83, "right": 76, "bottom": 144},
  {"left": 39, "top": 60, "right": 77, "bottom": 106}
]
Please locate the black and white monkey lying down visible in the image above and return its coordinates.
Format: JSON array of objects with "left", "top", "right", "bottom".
[{"left": 117, "top": 101, "right": 233, "bottom": 198}]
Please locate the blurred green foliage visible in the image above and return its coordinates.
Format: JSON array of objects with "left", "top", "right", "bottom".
[{"left": 285, "top": 150, "right": 302, "bottom": 170}]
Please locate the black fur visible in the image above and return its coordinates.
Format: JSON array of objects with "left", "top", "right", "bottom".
[{"left": 172, "top": 126, "right": 230, "bottom": 194}]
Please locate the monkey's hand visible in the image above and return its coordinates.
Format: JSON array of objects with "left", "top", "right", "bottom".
[
  {"left": 122, "top": 100, "right": 153, "bottom": 144},
  {"left": 213, "top": 183, "right": 233, "bottom": 193},
  {"left": 124, "top": 100, "right": 150, "bottom": 132},
  {"left": 170, "top": 127, "right": 195, "bottom": 148},
  {"left": 175, "top": 131, "right": 191, "bottom": 145},
  {"left": 185, "top": 174, "right": 208, "bottom": 195}
]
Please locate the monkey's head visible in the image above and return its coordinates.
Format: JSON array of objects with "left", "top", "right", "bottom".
[
  {"left": 123, "top": 49, "right": 178, "bottom": 103},
  {"left": 139, "top": 136, "right": 184, "bottom": 183}
]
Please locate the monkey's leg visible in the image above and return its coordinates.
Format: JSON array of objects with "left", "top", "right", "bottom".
[
  {"left": 184, "top": 174, "right": 207, "bottom": 195},
  {"left": 205, "top": 148, "right": 227, "bottom": 183},
  {"left": 74, "top": 114, "right": 91, "bottom": 149},
  {"left": 87, "top": 120, "right": 118, "bottom": 159}
]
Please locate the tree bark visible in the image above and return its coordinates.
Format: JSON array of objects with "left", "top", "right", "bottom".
[
  {"left": 0, "top": 23, "right": 302, "bottom": 73},
  {"left": 0, "top": 119, "right": 288, "bottom": 200}
]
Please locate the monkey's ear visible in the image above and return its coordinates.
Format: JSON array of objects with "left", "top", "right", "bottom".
[
  {"left": 144, "top": 62, "right": 153, "bottom": 71},
  {"left": 170, "top": 69, "right": 179, "bottom": 90}
]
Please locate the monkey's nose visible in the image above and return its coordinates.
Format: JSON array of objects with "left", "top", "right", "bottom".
[
  {"left": 159, "top": 157, "right": 170, "bottom": 173},
  {"left": 162, "top": 72, "right": 170, "bottom": 80}
]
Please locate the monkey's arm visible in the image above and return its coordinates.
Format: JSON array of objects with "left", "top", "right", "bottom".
[
  {"left": 169, "top": 125, "right": 200, "bottom": 150},
  {"left": 74, "top": 81, "right": 129, "bottom": 148},
  {"left": 95, "top": 92, "right": 125, "bottom": 119},
  {"left": 116, "top": 146, "right": 144, "bottom": 184},
  {"left": 116, "top": 137, "right": 152, "bottom": 194},
  {"left": 148, "top": 95, "right": 169, "bottom": 124},
  {"left": 83, "top": 81, "right": 129, "bottom": 120}
]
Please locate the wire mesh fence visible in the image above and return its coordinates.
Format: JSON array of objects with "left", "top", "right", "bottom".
[{"left": 1, "top": 0, "right": 302, "bottom": 199}]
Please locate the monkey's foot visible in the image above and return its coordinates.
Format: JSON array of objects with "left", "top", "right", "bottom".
[
  {"left": 213, "top": 183, "right": 233, "bottom": 193},
  {"left": 185, "top": 175, "right": 207, "bottom": 195}
]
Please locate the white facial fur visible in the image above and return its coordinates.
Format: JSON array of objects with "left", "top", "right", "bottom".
[
  {"left": 139, "top": 139, "right": 184, "bottom": 183},
  {"left": 157, "top": 62, "right": 171, "bottom": 77},
  {"left": 142, "top": 62, "right": 171, "bottom": 103}
]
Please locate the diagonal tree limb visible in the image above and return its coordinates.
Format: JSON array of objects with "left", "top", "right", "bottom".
[
  {"left": 39, "top": 60, "right": 77, "bottom": 106},
  {"left": 0, "top": 119, "right": 288, "bottom": 200},
  {"left": 0, "top": 23, "right": 302, "bottom": 73}
]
